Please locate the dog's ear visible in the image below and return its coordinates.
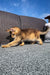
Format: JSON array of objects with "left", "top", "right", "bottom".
[
  {"left": 6, "top": 29, "right": 10, "bottom": 32},
  {"left": 6, "top": 28, "right": 15, "bottom": 32}
]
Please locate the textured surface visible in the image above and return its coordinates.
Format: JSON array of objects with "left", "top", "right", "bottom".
[
  {"left": 0, "top": 11, "right": 20, "bottom": 44},
  {"left": 20, "top": 16, "right": 46, "bottom": 30},
  {"left": 0, "top": 42, "right": 50, "bottom": 75}
]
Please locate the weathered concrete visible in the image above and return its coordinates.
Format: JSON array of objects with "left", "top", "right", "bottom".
[{"left": 0, "top": 42, "right": 50, "bottom": 75}]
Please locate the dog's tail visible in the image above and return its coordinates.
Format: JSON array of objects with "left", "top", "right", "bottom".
[{"left": 40, "top": 26, "right": 50, "bottom": 35}]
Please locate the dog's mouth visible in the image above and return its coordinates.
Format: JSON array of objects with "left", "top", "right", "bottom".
[{"left": 6, "top": 34, "right": 14, "bottom": 42}]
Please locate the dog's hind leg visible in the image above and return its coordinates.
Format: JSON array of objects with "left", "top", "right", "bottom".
[{"left": 37, "top": 38, "right": 43, "bottom": 45}]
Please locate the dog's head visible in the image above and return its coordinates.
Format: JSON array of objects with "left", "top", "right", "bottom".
[{"left": 6, "top": 27, "right": 21, "bottom": 38}]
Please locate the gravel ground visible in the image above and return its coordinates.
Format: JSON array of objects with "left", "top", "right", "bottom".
[{"left": 0, "top": 42, "right": 50, "bottom": 75}]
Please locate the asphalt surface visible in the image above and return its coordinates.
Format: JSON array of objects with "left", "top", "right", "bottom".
[{"left": 0, "top": 42, "right": 50, "bottom": 75}]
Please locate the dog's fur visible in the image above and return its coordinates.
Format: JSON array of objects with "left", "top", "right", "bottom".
[
  {"left": 43, "top": 23, "right": 50, "bottom": 39},
  {"left": 45, "top": 23, "right": 50, "bottom": 27},
  {"left": 1, "top": 26, "right": 50, "bottom": 48}
]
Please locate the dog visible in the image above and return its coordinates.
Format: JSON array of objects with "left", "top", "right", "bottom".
[
  {"left": 43, "top": 23, "right": 50, "bottom": 40},
  {"left": 1, "top": 26, "right": 50, "bottom": 48}
]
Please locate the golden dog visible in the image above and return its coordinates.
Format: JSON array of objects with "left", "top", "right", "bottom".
[{"left": 1, "top": 26, "right": 50, "bottom": 48}]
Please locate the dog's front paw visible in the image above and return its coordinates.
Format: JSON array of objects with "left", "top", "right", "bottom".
[{"left": 1, "top": 45, "right": 9, "bottom": 48}]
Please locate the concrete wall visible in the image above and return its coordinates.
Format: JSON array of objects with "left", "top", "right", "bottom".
[{"left": 20, "top": 16, "right": 46, "bottom": 30}]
